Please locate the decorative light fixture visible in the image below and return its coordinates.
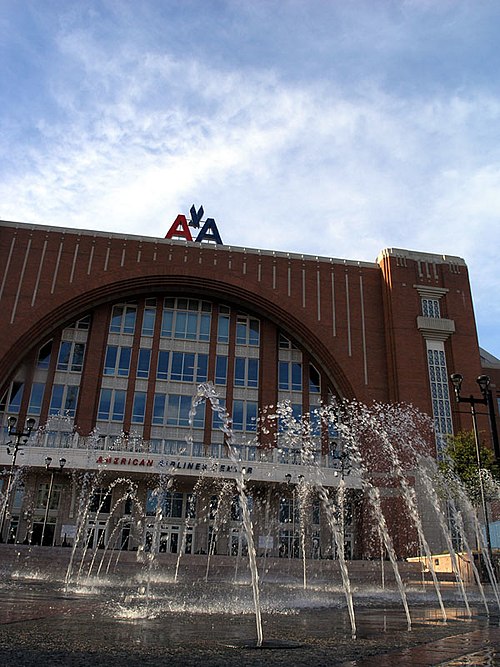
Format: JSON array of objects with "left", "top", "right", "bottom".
[{"left": 0, "top": 417, "right": 37, "bottom": 542}]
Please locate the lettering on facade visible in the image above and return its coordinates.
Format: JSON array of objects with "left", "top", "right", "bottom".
[
  {"left": 165, "top": 205, "right": 223, "bottom": 245},
  {"left": 95, "top": 455, "right": 252, "bottom": 476},
  {"left": 157, "top": 458, "right": 253, "bottom": 475},
  {"left": 96, "top": 456, "right": 154, "bottom": 467}
]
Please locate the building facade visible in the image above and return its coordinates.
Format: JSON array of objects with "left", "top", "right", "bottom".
[{"left": 0, "top": 214, "right": 496, "bottom": 559}]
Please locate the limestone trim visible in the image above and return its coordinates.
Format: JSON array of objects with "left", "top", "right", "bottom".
[{"left": 416, "top": 316, "right": 455, "bottom": 341}]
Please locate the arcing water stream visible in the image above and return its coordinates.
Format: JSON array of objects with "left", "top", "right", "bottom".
[{"left": 5, "top": 383, "right": 500, "bottom": 649}]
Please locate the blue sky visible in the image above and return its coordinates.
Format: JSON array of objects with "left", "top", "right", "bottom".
[{"left": 1, "top": 1, "right": 500, "bottom": 357}]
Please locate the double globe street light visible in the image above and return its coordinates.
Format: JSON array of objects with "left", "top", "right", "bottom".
[{"left": 0, "top": 416, "right": 36, "bottom": 542}]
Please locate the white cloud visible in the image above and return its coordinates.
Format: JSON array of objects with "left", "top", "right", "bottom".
[{"left": 1, "top": 5, "right": 500, "bottom": 354}]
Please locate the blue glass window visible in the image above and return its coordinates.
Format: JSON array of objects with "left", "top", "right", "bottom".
[
  {"left": 249, "top": 320, "right": 259, "bottom": 346},
  {"left": 171, "top": 352, "right": 195, "bottom": 382},
  {"left": 37, "top": 341, "right": 52, "bottom": 369},
  {"left": 278, "top": 361, "right": 289, "bottom": 390},
  {"left": 167, "top": 395, "right": 205, "bottom": 427},
  {"left": 112, "top": 390, "right": 126, "bottom": 421},
  {"left": 49, "top": 384, "right": 78, "bottom": 417},
  {"left": 132, "top": 392, "right": 147, "bottom": 424},
  {"left": 217, "top": 313, "right": 230, "bottom": 343},
  {"left": 57, "top": 342, "right": 72, "bottom": 370},
  {"left": 153, "top": 394, "right": 166, "bottom": 425},
  {"left": 197, "top": 354, "right": 208, "bottom": 382},
  {"left": 246, "top": 401, "right": 257, "bottom": 431},
  {"left": 232, "top": 400, "right": 244, "bottom": 430},
  {"left": 104, "top": 346, "right": 118, "bottom": 375},
  {"left": 279, "top": 362, "right": 302, "bottom": 391},
  {"left": 98, "top": 389, "right": 112, "bottom": 420},
  {"left": 57, "top": 342, "right": 85, "bottom": 372},
  {"left": 104, "top": 346, "right": 131, "bottom": 377},
  {"left": 161, "top": 299, "right": 211, "bottom": 342},
  {"left": 49, "top": 385, "right": 64, "bottom": 416},
  {"left": 109, "top": 306, "right": 124, "bottom": 333},
  {"left": 157, "top": 350, "right": 170, "bottom": 380},
  {"left": 248, "top": 359, "right": 258, "bottom": 388},
  {"left": 199, "top": 313, "right": 211, "bottom": 341},
  {"left": 117, "top": 347, "right": 131, "bottom": 376},
  {"left": 236, "top": 316, "right": 260, "bottom": 346},
  {"left": 123, "top": 307, "right": 137, "bottom": 334},
  {"left": 72, "top": 343, "right": 85, "bottom": 372},
  {"left": 65, "top": 386, "right": 79, "bottom": 417},
  {"left": 28, "top": 383, "right": 45, "bottom": 416},
  {"left": 215, "top": 356, "right": 227, "bottom": 385},
  {"left": 161, "top": 310, "right": 173, "bottom": 337},
  {"left": 8, "top": 382, "right": 24, "bottom": 413},
  {"left": 234, "top": 358, "right": 246, "bottom": 387},
  {"left": 137, "top": 349, "right": 151, "bottom": 378},
  {"left": 309, "top": 365, "right": 321, "bottom": 393},
  {"left": 98, "top": 389, "right": 125, "bottom": 421},
  {"left": 292, "top": 363, "right": 302, "bottom": 391},
  {"left": 142, "top": 307, "right": 156, "bottom": 336},
  {"left": 236, "top": 318, "right": 247, "bottom": 345},
  {"left": 110, "top": 305, "right": 136, "bottom": 334},
  {"left": 174, "top": 312, "right": 196, "bottom": 340},
  {"left": 234, "top": 357, "right": 259, "bottom": 387},
  {"left": 212, "top": 399, "right": 227, "bottom": 430}
]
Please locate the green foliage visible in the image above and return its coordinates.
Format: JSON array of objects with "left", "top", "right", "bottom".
[{"left": 440, "top": 431, "right": 499, "bottom": 506}]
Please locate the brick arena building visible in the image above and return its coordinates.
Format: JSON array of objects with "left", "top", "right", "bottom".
[{"left": 0, "top": 211, "right": 497, "bottom": 559}]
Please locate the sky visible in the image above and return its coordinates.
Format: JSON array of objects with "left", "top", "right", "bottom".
[{"left": 1, "top": 0, "right": 500, "bottom": 357}]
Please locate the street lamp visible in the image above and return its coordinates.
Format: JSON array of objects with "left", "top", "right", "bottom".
[
  {"left": 0, "top": 416, "right": 36, "bottom": 542},
  {"left": 450, "top": 373, "right": 494, "bottom": 564},
  {"left": 40, "top": 456, "right": 66, "bottom": 546},
  {"left": 330, "top": 442, "right": 351, "bottom": 478}
]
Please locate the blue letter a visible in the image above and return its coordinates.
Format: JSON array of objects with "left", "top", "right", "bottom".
[{"left": 195, "top": 218, "right": 223, "bottom": 245}]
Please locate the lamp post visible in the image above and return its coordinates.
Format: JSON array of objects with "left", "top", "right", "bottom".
[
  {"left": 450, "top": 373, "right": 494, "bottom": 564},
  {"left": 283, "top": 474, "right": 295, "bottom": 558},
  {"left": 330, "top": 442, "right": 351, "bottom": 560},
  {"left": 330, "top": 442, "right": 351, "bottom": 479},
  {"left": 40, "top": 456, "right": 66, "bottom": 546},
  {"left": 0, "top": 416, "right": 36, "bottom": 542}
]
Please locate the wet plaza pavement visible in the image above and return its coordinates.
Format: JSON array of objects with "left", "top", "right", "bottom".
[{"left": 1, "top": 577, "right": 500, "bottom": 666}]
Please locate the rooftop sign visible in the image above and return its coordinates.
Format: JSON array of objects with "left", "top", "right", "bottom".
[{"left": 165, "top": 205, "right": 223, "bottom": 245}]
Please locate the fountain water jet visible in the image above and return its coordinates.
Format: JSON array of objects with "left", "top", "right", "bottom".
[
  {"left": 192, "top": 383, "right": 264, "bottom": 647},
  {"left": 2, "top": 386, "right": 498, "bottom": 652}
]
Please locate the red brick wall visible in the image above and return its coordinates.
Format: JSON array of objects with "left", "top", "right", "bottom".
[{"left": 0, "top": 221, "right": 488, "bottom": 445}]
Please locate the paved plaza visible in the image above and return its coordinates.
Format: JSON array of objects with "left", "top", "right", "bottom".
[{"left": 0, "top": 577, "right": 499, "bottom": 666}]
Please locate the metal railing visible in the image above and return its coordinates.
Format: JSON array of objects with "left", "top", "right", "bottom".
[{"left": 23, "top": 429, "right": 345, "bottom": 470}]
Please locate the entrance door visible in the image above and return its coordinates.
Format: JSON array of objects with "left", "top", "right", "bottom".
[
  {"left": 159, "top": 525, "right": 180, "bottom": 553},
  {"left": 120, "top": 522, "right": 131, "bottom": 551},
  {"left": 86, "top": 520, "right": 107, "bottom": 549},
  {"left": 278, "top": 529, "right": 299, "bottom": 558},
  {"left": 229, "top": 528, "right": 248, "bottom": 557},
  {"left": 31, "top": 519, "right": 56, "bottom": 546}
]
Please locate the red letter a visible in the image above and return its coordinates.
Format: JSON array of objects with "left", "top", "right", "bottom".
[{"left": 165, "top": 215, "right": 193, "bottom": 241}]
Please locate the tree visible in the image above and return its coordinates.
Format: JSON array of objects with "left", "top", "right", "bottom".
[{"left": 440, "top": 431, "right": 499, "bottom": 506}]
